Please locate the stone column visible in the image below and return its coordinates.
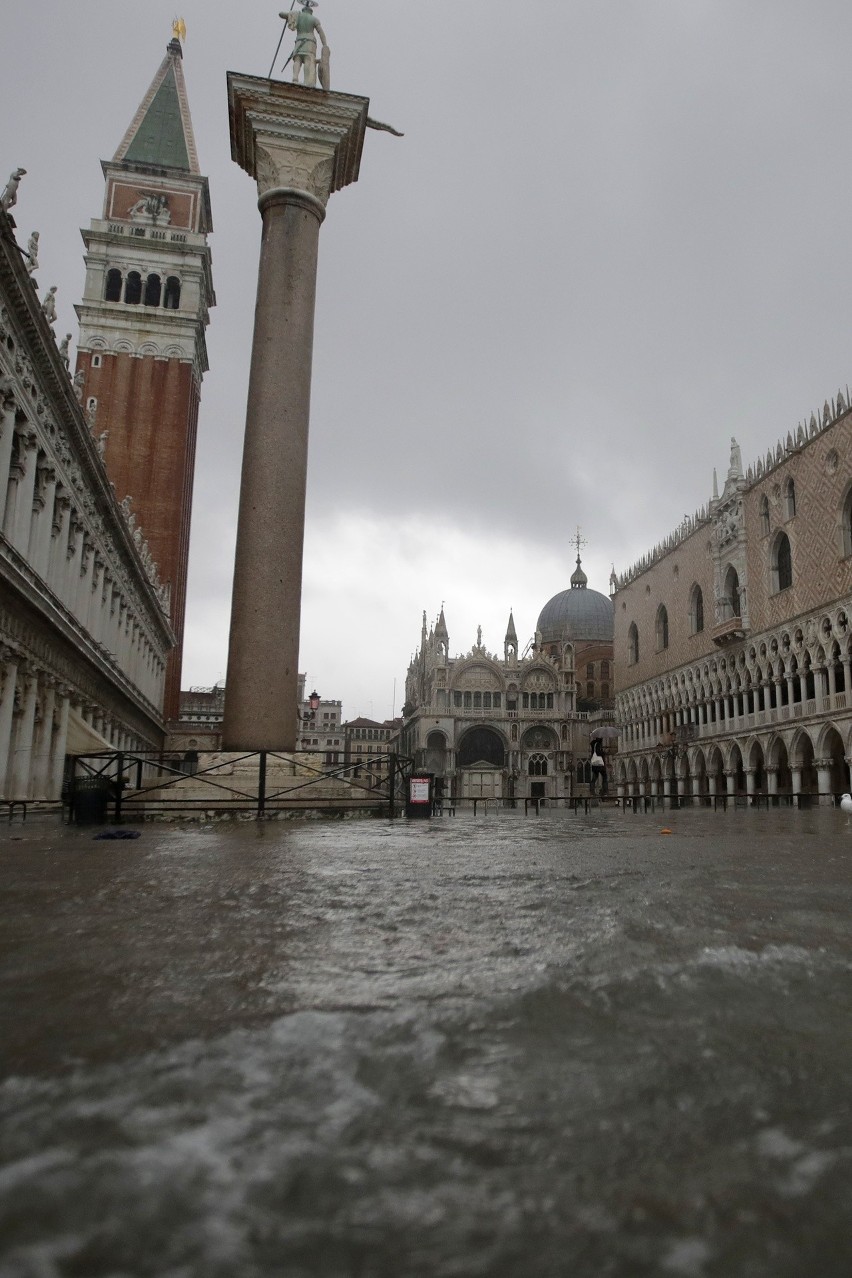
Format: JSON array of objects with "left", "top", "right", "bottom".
[
  {"left": 0, "top": 655, "right": 19, "bottom": 796},
  {"left": 48, "top": 492, "right": 71, "bottom": 596},
  {"left": 11, "top": 431, "right": 38, "bottom": 555},
  {"left": 745, "top": 768, "right": 756, "bottom": 800},
  {"left": 765, "top": 765, "right": 778, "bottom": 797},
  {"left": 222, "top": 74, "right": 369, "bottom": 752},
  {"left": 49, "top": 690, "right": 71, "bottom": 799},
  {"left": 31, "top": 463, "right": 57, "bottom": 580},
  {"left": 0, "top": 386, "right": 17, "bottom": 528},
  {"left": 815, "top": 757, "right": 834, "bottom": 807},
  {"left": 31, "top": 680, "right": 56, "bottom": 799},
  {"left": 725, "top": 769, "right": 736, "bottom": 797},
  {"left": 10, "top": 671, "right": 38, "bottom": 798}
]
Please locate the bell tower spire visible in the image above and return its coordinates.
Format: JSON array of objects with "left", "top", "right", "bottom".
[{"left": 74, "top": 34, "right": 215, "bottom": 721}]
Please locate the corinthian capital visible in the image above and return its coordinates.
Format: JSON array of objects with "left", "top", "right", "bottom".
[{"left": 255, "top": 142, "right": 334, "bottom": 206}]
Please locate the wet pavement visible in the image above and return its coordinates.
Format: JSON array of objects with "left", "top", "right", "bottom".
[{"left": 0, "top": 806, "right": 850, "bottom": 1277}]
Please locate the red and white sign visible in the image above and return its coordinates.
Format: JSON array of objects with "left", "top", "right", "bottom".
[{"left": 409, "top": 778, "right": 431, "bottom": 804}]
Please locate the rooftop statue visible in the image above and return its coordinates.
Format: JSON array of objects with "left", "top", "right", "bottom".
[
  {"left": 25, "top": 231, "right": 39, "bottom": 277},
  {"left": 1, "top": 168, "right": 26, "bottom": 213},
  {"left": 281, "top": 2, "right": 330, "bottom": 89},
  {"left": 41, "top": 284, "right": 58, "bottom": 326}
]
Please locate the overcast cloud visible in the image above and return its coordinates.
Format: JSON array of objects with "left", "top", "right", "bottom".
[{"left": 6, "top": 2, "right": 852, "bottom": 718}]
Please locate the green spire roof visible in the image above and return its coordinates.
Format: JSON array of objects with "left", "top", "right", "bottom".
[
  {"left": 124, "top": 65, "right": 189, "bottom": 169},
  {"left": 113, "top": 41, "right": 200, "bottom": 174}
]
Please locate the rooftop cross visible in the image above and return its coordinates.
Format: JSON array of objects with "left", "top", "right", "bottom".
[{"left": 570, "top": 526, "right": 587, "bottom": 560}]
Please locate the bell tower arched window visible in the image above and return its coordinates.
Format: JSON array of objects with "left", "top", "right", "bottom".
[
  {"left": 105, "top": 269, "right": 122, "bottom": 302},
  {"left": 124, "top": 271, "right": 142, "bottom": 305},
  {"left": 163, "top": 276, "right": 181, "bottom": 309},
  {"left": 144, "top": 273, "right": 162, "bottom": 307}
]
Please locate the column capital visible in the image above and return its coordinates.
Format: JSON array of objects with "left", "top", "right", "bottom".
[{"left": 227, "top": 73, "right": 369, "bottom": 208}]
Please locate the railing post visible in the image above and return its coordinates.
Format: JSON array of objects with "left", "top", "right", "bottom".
[
  {"left": 257, "top": 750, "right": 267, "bottom": 819},
  {"left": 388, "top": 754, "right": 396, "bottom": 819}
]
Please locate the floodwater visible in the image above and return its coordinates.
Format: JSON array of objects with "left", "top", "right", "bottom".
[{"left": 0, "top": 807, "right": 850, "bottom": 1277}]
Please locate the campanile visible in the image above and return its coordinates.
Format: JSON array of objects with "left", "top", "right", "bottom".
[{"left": 75, "top": 35, "right": 215, "bottom": 719}]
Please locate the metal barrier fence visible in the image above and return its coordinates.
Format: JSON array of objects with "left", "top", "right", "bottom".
[{"left": 64, "top": 749, "right": 414, "bottom": 822}]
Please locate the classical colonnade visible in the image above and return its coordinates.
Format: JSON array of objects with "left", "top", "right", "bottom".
[{"left": 615, "top": 607, "right": 852, "bottom": 804}]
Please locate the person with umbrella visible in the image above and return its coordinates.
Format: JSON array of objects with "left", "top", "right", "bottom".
[{"left": 589, "top": 741, "right": 607, "bottom": 796}]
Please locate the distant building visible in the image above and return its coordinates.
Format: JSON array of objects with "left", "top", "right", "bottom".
[
  {"left": 344, "top": 716, "right": 401, "bottom": 789},
  {"left": 299, "top": 690, "right": 344, "bottom": 764},
  {"left": 613, "top": 411, "right": 852, "bottom": 803},
  {"left": 168, "top": 685, "right": 226, "bottom": 754},
  {"left": 400, "top": 557, "right": 615, "bottom": 804},
  {"left": 74, "top": 37, "right": 215, "bottom": 719}
]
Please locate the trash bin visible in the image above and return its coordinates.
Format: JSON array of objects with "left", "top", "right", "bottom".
[{"left": 73, "top": 776, "right": 112, "bottom": 825}]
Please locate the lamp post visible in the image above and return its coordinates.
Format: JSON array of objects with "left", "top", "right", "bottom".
[{"left": 299, "top": 689, "right": 321, "bottom": 749}]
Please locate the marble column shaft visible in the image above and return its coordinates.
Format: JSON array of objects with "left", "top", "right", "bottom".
[
  {"left": 223, "top": 192, "right": 322, "bottom": 749},
  {"left": 222, "top": 74, "right": 369, "bottom": 751}
]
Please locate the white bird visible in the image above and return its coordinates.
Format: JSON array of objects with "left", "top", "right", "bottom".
[{"left": 840, "top": 793, "right": 852, "bottom": 824}]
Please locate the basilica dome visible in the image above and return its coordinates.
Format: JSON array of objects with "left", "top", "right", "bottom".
[{"left": 537, "top": 557, "right": 614, "bottom": 644}]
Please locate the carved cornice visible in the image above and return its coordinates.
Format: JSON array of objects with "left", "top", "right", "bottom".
[{"left": 227, "top": 74, "right": 368, "bottom": 205}]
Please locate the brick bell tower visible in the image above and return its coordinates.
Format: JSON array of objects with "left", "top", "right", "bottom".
[{"left": 75, "top": 34, "right": 215, "bottom": 720}]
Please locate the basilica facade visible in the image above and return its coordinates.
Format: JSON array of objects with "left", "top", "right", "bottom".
[
  {"left": 612, "top": 401, "right": 852, "bottom": 804},
  {"left": 400, "top": 560, "right": 615, "bottom": 804}
]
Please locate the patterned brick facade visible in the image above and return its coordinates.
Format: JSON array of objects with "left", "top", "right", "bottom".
[{"left": 613, "top": 408, "right": 852, "bottom": 804}]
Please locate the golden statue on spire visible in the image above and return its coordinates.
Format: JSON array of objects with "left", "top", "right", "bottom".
[{"left": 172, "top": 16, "right": 187, "bottom": 42}]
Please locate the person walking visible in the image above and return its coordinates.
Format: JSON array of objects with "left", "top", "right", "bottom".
[{"left": 590, "top": 742, "right": 607, "bottom": 797}]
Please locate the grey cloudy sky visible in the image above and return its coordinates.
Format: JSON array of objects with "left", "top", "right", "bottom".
[{"left": 7, "top": 1, "right": 852, "bottom": 719}]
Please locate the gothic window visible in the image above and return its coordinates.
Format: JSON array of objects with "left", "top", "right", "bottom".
[
  {"left": 784, "top": 477, "right": 796, "bottom": 520},
  {"left": 105, "top": 269, "right": 122, "bottom": 302},
  {"left": 601, "top": 682, "right": 610, "bottom": 700},
  {"left": 600, "top": 660, "right": 610, "bottom": 679},
  {"left": 771, "top": 531, "right": 793, "bottom": 593},
  {"left": 586, "top": 663, "right": 595, "bottom": 678},
  {"left": 841, "top": 484, "right": 852, "bottom": 558},
  {"left": 628, "top": 623, "right": 639, "bottom": 665},
  {"left": 759, "top": 494, "right": 770, "bottom": 536},
  {"left": 164, "top": 276, "right": 181, "bottom": 309},
  {"left": 493, "top": 692, "right": 501, "bottom": 708},
  {"left": 144, "top": 273, "right": 162, "bottom": 307},
  {"left": 690, "top": 584, "right": 704, "bottom": 634},
  {"left": 453, "top": 691, "right": 462, "bottom": 707},
  {"left": 528, "top": 753, "right": 548, "bottom": 776},
  {"left": 656, "top": 605, "right": 669, "bottom": 651},
  {"left": 586, "top": 682, "right": 595, "bottom": 699},
  {"left": 724, "top": 566, "right": 741, "bottom": 618},
  {"left": 124, "top": 271, "right": 142, "bottom": 305},
  {"left": 463, "top": 691, "right": 472, "bottom": 709}
]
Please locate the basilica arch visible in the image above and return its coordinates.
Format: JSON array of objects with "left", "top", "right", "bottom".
[{"left": 456, "top": 725, "right": 507, "bottom": 802}]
